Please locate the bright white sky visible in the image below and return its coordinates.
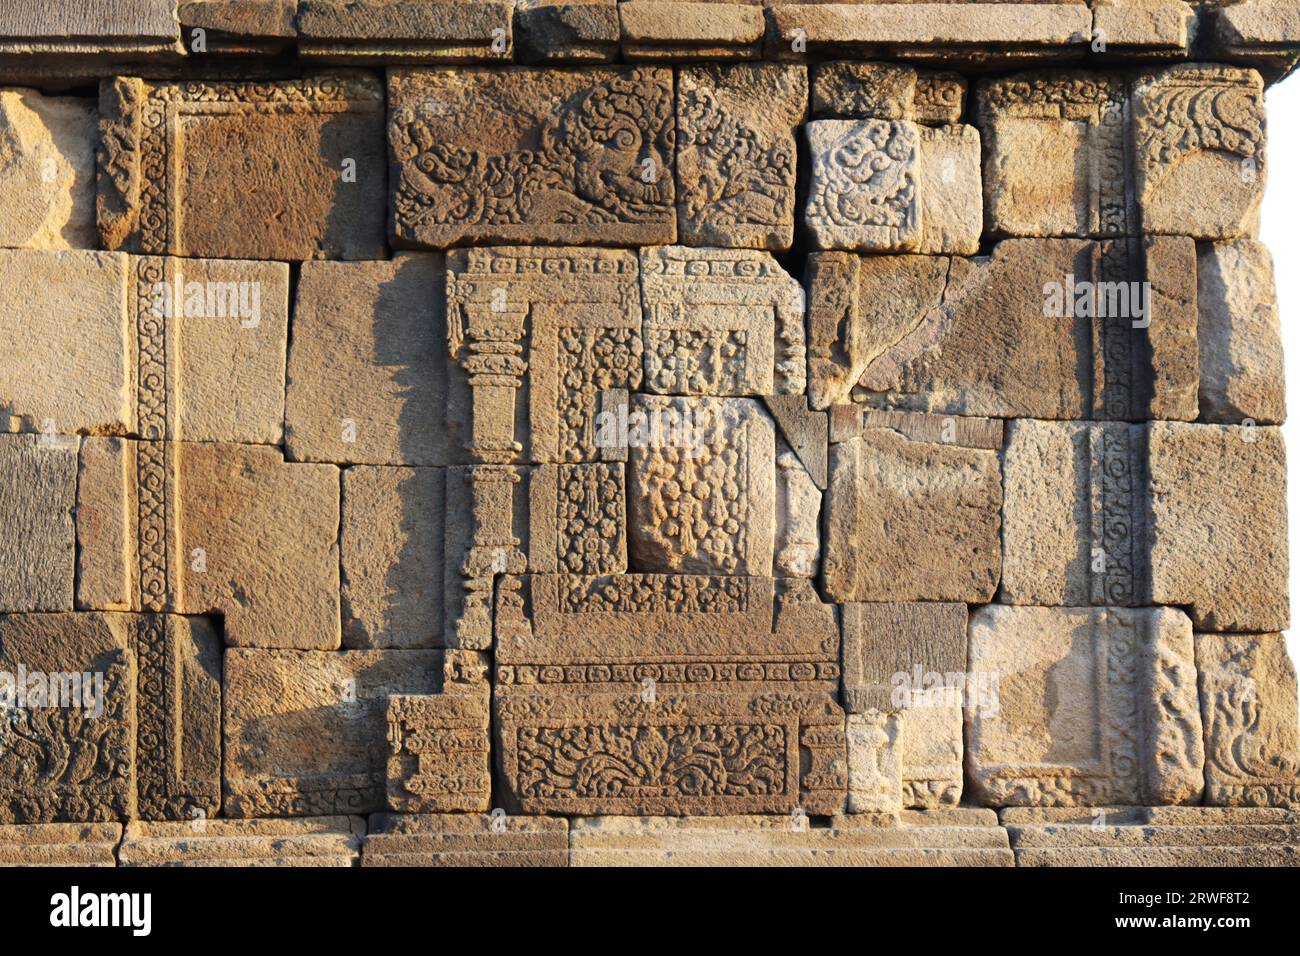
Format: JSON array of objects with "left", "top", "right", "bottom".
[{"left": 1261, "top": 80, "right": 1300, "bottom": 662}]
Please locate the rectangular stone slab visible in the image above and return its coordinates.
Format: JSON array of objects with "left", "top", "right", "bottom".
[
  {"left": 364, "top": 813, "right": 568, "bottom": 867},
  {"left": 388, "top": 67, "right": 675, "bottom": 247},
  {"left": 98, "top": 74, "right": 387, "bottom": 260},
  {"left": 224, "top": 648, "right": 442, "bottom": 817},
  {"left": 119, "top": 816, "right": 365, "bottom": 867},
  {"left": 0, "top": 433, "right": 77, "bottom": 612},
  {"left": 0, "top": 822, "right": 122, "bottom": 867}
]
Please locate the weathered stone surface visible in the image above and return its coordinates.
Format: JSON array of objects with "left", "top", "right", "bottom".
[
  {"left": 0, "top": 249, "right": 131, "bottom": 436},
  {"left": 1197, "top": 240, "right": 1284, "bottom": 425},
  {"left": 98, "top": 74, "right": 386, "bottom": 260},
  {"left": 1005, "top": 805, "right": 1300, "bottom": 866},
  {"left": 978, "top": 72, "right": 1136, "bottom": 239},
  {"left": 386, "top": 653, "right": 491, "bottom": 813},
  {"left": 763, "top": 395, "right": 828, "bottom": 490},
  {"left": 0, "top": 89, "right": 96, "bottom": 249},
  {"left": 805, "top": 119, "right": 921, "bottom": 252},
  {"left": 569, "top": 811, "right": 1012, "bottom": 867},
  {"left": 516, "top": 0, "right": 619, "bottom": 63},
  {"left": 774, "top": 439, "right": 820, "bottom": 577},
  {"left": 832, "top": 407, "right": 1004, "bottom": 450},
  {"left": 287, "top": 254, "right": 458, "bottom": 466},
  {"left": 297, "top": 0, "right": 513, "bottom": 62},
  {"left": 120, "top": 817, "right": 365, "bottom": 867},
  {"left": 446, "top": 246, "right": 641, "bottom": 464},
  {"left": 528, "top": 462, "right": 627, "bottom": 575},
  {"left": 178, "top": 0, "right": 299, "bottom": 40},
  {"left": 847, "top": 711, "right": 902, "bottom": 813},
  {"left": 627, "top": 396, "right": 775, "bottom": 576},
  {"left": 967, "top": 605, "right": 1205, "bottom": 807},
  {"left": 0, "top": 612, "right": 135, "bottom": 823},
  {"left": 917, "top": 124, "right": 981, "bottom": 255},
  {"left": 0, "top": 822, "right": 121, "bottom": 866},
  {"left": 898, "top": 705, "right": 964, "bottom": 809},
  {"left": 178, "top": 443, "right": 340, "bottom": 650},
  {"left": 640, "top": 246, "right": 805, "bottom": 396},
  {"left": 806, "top": 238, "right": 1200, "bottom": 421},
  {"left": 1132, "top": 64, "right": 1265, "bottom": 239},
  {"left": 1000, "top": 419, "right": 1150, "bottom": 607},
  {"left": 675, "top": 64, "right": 806, "bottom": 249},
  {"left": 811, "top": 62, "right": 966, "bottom": 125},
  {"left": 389, "top": 67, "right": 675, "bottom": 247},
  {"left": 342, "top": 466, "right": 445, "bottom": 649},
  {"left": 75, "top": 438, "right": 132, "bottom": 611},
  {"left": 0, "top": 0, "right": 182, "bottom": 57},
  {"left": 364, "top": 813, "right": 568, "bottom": 867},
  {"left": 1149, "top": 422, "right": 1288, "bottom": 632},
  {"left": 841, "top": 602, "right": 968, "bottom": 715},
  {"left": 619, "top": 1, "right": 765, "bottom": 60},
  {"left": 131, "top": 614, "right": 222, "bottom": 822},
  {"left": 1196, "top": 632, "right": 1300, "bottom": 807},
  {"left": 823, "top": 416, "right": 1001, "bottom": 603},
  {"left": 0, "top": 433, "right": 76, "bottom": 612},
  {"left": 1214, "top": 0, "right": 1300, "bottom": 83},
  {"left": 1092, "top": 0, "right": 1194, "bottom": 55},
  {"left": 224, "top": 649, "right": 441, "bottom": 817}
]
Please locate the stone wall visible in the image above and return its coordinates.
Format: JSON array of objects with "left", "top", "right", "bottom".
[{"left": 1, "top": 0, "right": 1298, "bottom": 867}]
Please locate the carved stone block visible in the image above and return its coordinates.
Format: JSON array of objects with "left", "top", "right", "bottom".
[
  {"left": 0, "top": 612, "right": 135, "bottom": 823},
  {"left": 1196, "top": 632, "right": 1300, "bottom": 807},
  {"left": 286, "top": 254, "right": 461, "bottom": 466},
  {"left": 1001, "top": 420, "right": 1150, "bottom": 607},
  {"left": 805, "top": 119, "right": 921, "bottom": 252},
  {"left": 1132, "top": 64, "right": 1266, "bottom": 239},
  {"left": 967, "top": 605, "right": 1205, "bottom": 807},
  {"left": 446, "top": 245, "right": 642, "bottom": 464},
  {"left": 675, "top": 64, "right": 806, "bottom": 250},
  {"left": 847, "top": 711, "right": 902, "bottom": 813},
  {"left": 812, "top": 62, "right": 966, "bottom": 126},
  {"left": 224, "top": 648, "right": 442, "bottom": 817},
  {"left": 1149, "top": 422, "right": 1289, "bottom": 633},
  {"left": 386, "top": 691, "right": 491, "bottom": 814},
  {"left": 389, "top": 67, "right": 675, "bottom": 247},
  {"left": 627, "top": 396, "right": 775, "bottom": 576},
  {"left": 98, "top": 74, "right": 387, "bottom": 260},
  {"left": 342, "top": 466, "right": 445, "bottom": 649},
  {"left": 528, "top": 462, "right": 627, "bottom": 575},
  {"left": 640, "top": 246, "right": 806, "bottom": 396},
  {"left": 823, "top": 416, "right": 1001, "bottom": 603},
  {"left": 0, "top": 433, "right": 76, "bottom": 613}
]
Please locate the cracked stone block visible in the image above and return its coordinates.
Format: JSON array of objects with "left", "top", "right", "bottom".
[
  {"left": 286, "top": 254, "right": 460, "bottom": 466},
  {"left": 342, "top": 466, "right": 445, "bottom": 649},
  {"left": 364, "top": 813, "right": 568, "bottom": 867},
  {"left": 389, "top": 67, "right": 675, "bottom": 247},
  {"left": 1000, "top": 419, "right": 1150, "bottom": 607},
  {"left": 639, "top": 246, "right": 806, "bottom": 396},
  {"left": 1132, "top": 64, "right": 1266, "bottom": 239},
  {"left": 627, "top": 396, "right": 775, "bottom": 576},
  {"left": 446, "top": 246, "right": 641, "bottom": 464},
  {"left": 297, "top": 0, "right": 514, "bottom": 62},
  {"left": 0, "top": 822, "right": 121, "bottom": 866},
  {"left": 1196, "top": 632, "right": 1300, "bottom": 807},
  {"left": 823, "top": 415, "right": 1001, "bottom": 604},
  {"left": 0, "top": 612, "right": 135, "bottom": 823},
  {"left": 516, "top": 1, "right": 620, "bottom": 64},
  {"left": 0, "top": 89, "right": 96, "bottom": 249},
  {"left": 675, "top": 64, "right": 807, "bottom": 250},
  {"left": 97, "top": 74, "right": 387, "bottom": 260},
  {"left": 0, "top": 433, "right": 76, "bottom": 612},
  {"left": 224, "top": 648, "right": 442, "bottom": 817},
  {"left": 120, "top": 817, "right": 365, "bottom": 867},
  {"left": 1149, "top": 422, "right": 1289, "bottom": 633},
  {"left": 967, "top": 605, "right": 1205, "bottom": 807},
  {"left": 811, "top": 62, "right": 966, "bottom": 125},
  {"left": 805, "top": 119, "right": 921, "bottom": 252},
  {"left": 806, "top": 238, "right": 1199, "bottom": 421},
  {"left": 1197, "top": 240, "right": 1285, "bottom": 425}
]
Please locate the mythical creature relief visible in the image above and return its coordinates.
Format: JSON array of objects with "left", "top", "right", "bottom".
[{"left": 391, "top": 70, "right": 675, "bottom": 236}]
